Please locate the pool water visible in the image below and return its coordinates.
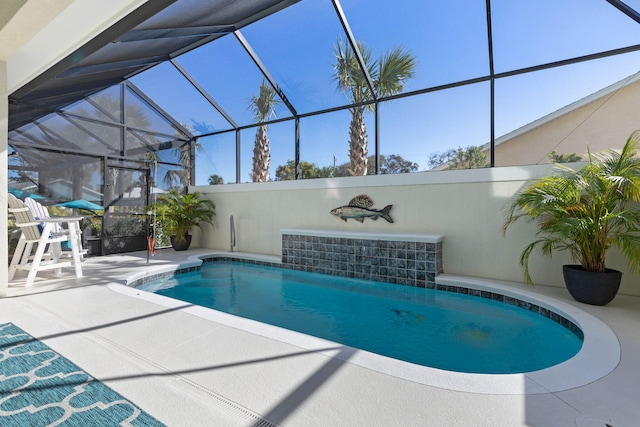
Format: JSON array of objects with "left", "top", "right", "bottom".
[{"left": 139, "top": 262, "right": 582, "bottom": 374}]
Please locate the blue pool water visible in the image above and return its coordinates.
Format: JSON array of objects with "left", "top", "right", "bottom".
[{"left": 139, "top": 262, "right": 582, "bottom": 374}]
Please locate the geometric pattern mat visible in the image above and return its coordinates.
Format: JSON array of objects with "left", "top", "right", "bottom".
[{"left": 0, "top": 322, "right": 166, "bottom": 426}]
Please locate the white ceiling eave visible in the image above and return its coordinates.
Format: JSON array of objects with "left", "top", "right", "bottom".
[{"left": 2, "top": 0, "right": 147, "bottom": 95}]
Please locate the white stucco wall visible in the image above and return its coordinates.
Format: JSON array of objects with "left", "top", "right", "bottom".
[
  {"left": 1, "top": 0, "right": 148, "bottom": 297},
  {"left": 191, "top": 166, "right": 640, "bottom": 297},
  {"left": 1, "top": 61, "right": 8, "bottom": 297}
]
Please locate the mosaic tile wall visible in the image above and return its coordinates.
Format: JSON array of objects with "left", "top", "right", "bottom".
[{"left": 281, "top": 233, "right": 443, "bottom": 287}]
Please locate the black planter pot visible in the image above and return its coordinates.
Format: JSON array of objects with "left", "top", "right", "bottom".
[
  {"left": 170, "top": 234, "right": 192, "bottom": 251},
  {"left": 562, "top": 264, "right": 622, "bottom": 306}
]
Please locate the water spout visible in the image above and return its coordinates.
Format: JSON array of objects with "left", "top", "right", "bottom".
[{"left": 230, "top": 215, "right": 236, "bottom": 252}]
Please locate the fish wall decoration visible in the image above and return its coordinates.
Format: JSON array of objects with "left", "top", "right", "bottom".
[{"left": 330, "top": 194, "right": 393, "bottom": 223}]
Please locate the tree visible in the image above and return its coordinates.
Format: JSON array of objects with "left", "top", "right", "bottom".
[
  {"left": 208, "top": 174, "right": 224, "bottom": 185},
  {"left": 332, "top": 161, "right": 351, "bottom": 177},
  {"left": 345, "top": 154, "right": 420, "bottom": 175},
  {"left": 8, "top": 161, "right": 38, "bottom": 186},
  {"left": 548, "top": 150, "right": 582, "bottom": 163},
  {"left": 428, "top": 146, "right": 488, "bottom": 170},
  {"left": 249, "top": 79, "right": 282, "bottom": 182},
  {"left": 333, "top": 38, "right": 416, "bottom": 176},
  {"left": 139, "top": 123, "right": 199, "bottom": 193},
  {"left": 162, "top": 139, "right": 203, "bottom": 191},
  {"left": 275, "top": 160, "right": 320, "bottom": 181},
  {"left": 155, "top": 120, "right": 206, "bottom": 192},
  {"left": 380, "top": 154, "right": 419, "bottom": 174},
  {"left": 315, "top": 166, "right": 336, "bottom": 178},
  {"left": 275, "top": 153, "right": 419, "bottom": 180}
]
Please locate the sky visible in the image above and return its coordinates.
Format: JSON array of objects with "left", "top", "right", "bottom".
[{"left": 124, "top": 0, "right": 640, "bottom": 184}]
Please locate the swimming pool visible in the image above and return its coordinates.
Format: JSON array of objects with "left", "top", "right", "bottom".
[
  {"left": 137, "top": 261, "right": 582, "bottom": 374},
  {"left": 113, "top": 252, "right": 620, "bottom": 394}
]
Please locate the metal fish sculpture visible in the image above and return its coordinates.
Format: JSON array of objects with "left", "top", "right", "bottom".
[{"left": 330, "top": 194, "right": 394, "bottom": 223}]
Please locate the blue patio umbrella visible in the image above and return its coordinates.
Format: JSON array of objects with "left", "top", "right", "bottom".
[
  {"left": 55, "top": 199, "right": 104, "bottom": 214},
  {"left": 8, "top": 187, "right": 46, "bottom": 200}
]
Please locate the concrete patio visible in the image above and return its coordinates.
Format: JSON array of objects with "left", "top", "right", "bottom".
[{"left": 1, "top": 249, "right": 639, "bottom": 426}]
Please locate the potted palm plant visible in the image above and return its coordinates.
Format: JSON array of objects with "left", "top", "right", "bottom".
[
  {"left": 502, "top": 131, "right": 640, "bottom": 305},
  {"left": 153, "top": 190, "right": 215, "bottom": 251}
]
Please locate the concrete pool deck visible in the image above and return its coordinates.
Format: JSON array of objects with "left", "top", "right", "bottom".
[{"left": 1, "top": 248, "right": 639, "bottom": 426}]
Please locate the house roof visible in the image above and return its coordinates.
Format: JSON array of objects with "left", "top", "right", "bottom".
[{"left": 493, "top": 70, "right": 640, "bottom": 148}]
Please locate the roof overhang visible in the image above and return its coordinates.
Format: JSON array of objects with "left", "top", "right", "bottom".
[{"left": 8, "top": 0, "right": 298, "bottom": 131}]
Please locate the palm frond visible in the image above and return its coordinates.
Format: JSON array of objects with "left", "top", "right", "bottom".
[
  {"left": 248, "top": 79, "right": 281, "bottom": 122},
  {"left": 153, "top": 190, "right": 215, "bottom": 244},
  {"left": 503, "top": 131, "right": 640, "bottom": 284},
  {"left": 376, "top": 47, "right": 416, "bottom": 97},
  {"left": 333, "top": 38, "right": 380, "bottom": 105}
]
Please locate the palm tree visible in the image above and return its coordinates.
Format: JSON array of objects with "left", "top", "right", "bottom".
[
  {"left": 249, "top": 79, "right": 281, "bottom": 182},
  {"left": 162, "top": 136, "right": 204, "bottom": 191},
  {"left": 333, "top": 38, "right": 416, "bottom": 176}
]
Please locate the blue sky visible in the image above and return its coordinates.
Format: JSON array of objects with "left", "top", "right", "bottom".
[{"left": 127, "top": 0, "right": 640, "bottom": 184}]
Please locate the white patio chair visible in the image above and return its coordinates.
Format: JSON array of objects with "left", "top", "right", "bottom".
[
  {"left": 8, "top": 193, "right": 83, "bottom": 287},
  {"left": 24, "top": 197, "right": 87, "bottom": 258},
  {"left": 24, "top": 197, "right": 49, "bottom": 222}
]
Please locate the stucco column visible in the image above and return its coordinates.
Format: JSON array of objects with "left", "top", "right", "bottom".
[{"left": 0, "top": 60, "right": 8, "bottom": 297}]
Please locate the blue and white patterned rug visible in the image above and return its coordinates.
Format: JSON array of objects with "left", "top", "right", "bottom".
[{"left": 0, "top": 322, "right": 166, "bottom": 426}]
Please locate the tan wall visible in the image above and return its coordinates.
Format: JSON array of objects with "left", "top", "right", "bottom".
[
  {"left": 493, "top": 77, "right": 640, "bottom": 166},
  {"left": 191, "top": 166, "right": 640, "bottom": 297}
]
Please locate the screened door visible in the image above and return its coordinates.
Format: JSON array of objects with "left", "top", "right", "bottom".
[{"left": 102, "top": 162, "right": 150, "bottom": 255}]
